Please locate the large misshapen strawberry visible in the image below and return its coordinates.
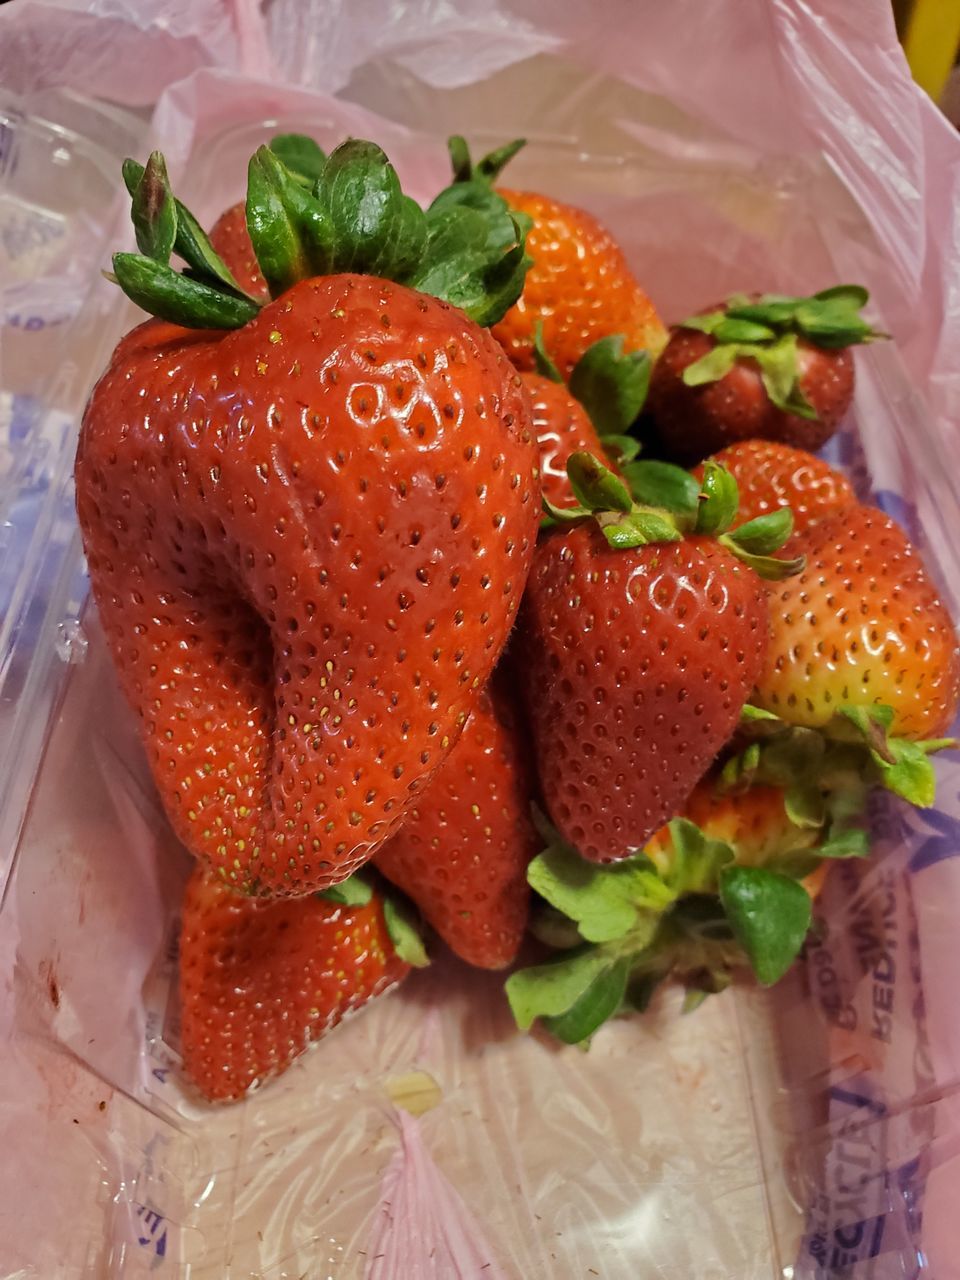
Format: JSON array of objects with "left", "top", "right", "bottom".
[
  {"left": 77, "top": 142, "right": 540, "bottom": 895},
  {"left": 647, "top": 287, "right": 883, "bottom": 464},
  {"left": 517, "top": 453, "right": 802, "bottom": 863},
  {"left": 445, "top": 137, "right": 666, "bottom": 377},
  {"left": 375, "top": 670, "right": 539, "bottom": 970},
  {"left": 179, "top": 866, "right": 417, "bottom": 1101}
]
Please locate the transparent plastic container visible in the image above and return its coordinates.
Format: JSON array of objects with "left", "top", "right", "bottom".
[{"left": 2, "top": 64, "right": 959, "bottom": 1280}]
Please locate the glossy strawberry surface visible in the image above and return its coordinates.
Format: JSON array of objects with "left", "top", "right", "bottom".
[
  {"left": 76, "top": 274, "right": 540, "bottom": 894},
  {"left": 375, "top": 673, "right": 539, "bottom": 969},
  {"left": 518, "top": 524, "right": 768, "bottom": 861},
  {"left": 209, "top": 201, "right": 269, "bottom": 299},
  {"left": 694, "top": 440, "right": 857, "bottom": 546},
  {"left": 756, "top": 505, "right": 960, "bottom": 738},
  {"left": 522, "top": 371, "right": 617, "bottom": 510},
  {"left": 649, "top": 328, "right": 854, "bottom": 464},
  {"left": 180, "top": 868, "right": 407, "bottom": 1100},
  {"left": 493, "top": 189, "right": 665, "bottom": 378}
]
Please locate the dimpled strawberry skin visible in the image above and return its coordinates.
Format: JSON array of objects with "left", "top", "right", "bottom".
[
  {"left": 375, "top": 675, "right": 539, "bottom": 969},
  {"left": 694, "top": 440, "right": 857, "bottom": 545},
  {"left": 756, "top": 506, "right": 960, "bottom": 738},
  {"left": 522, "top": 372, "right": 618, "bottom": 510},
  {"left": 519, "top": 524, "right": 768, "bottom": 861},
  {"left": 76, "top": 274, "right": 541, "bottom": 895},
  {"left": 180, "top": 868, "right": 408, "bottom": 1101},
  {"left": 493, "top": 189, "right": 665, "bottom": 378}
]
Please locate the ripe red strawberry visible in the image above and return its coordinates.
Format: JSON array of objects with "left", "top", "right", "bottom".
[
  {"left": 523, "top": 372, "right": 618, "bottom": 509},
  {"left": 208, "top": 201, "right": 268, "bottom": 299},
  {"left": 693, "top": 440, "right": 856, "bottom": 545},
  {"left": 77, "top": 143, "right": 539, "bottom": 895},
  {"left": 179, "top": 868, "right": 409, "bottom": 1101},
  {"left": 446, "top": 138, "right": 665, "bottom": 377},
  {"left": 516, "top": 453, "right": 799, "bottom": 862},
  {"left": 755, "top": 505, "right": 960, "bottom": 738},
  {"left": 375, "top": 672, "right": 539, "bottom": 969},
  {"left": 647, "top": 288, "right": 880, "bottom": 464}
]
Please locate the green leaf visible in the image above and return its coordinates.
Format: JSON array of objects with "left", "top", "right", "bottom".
[
  {"left": 246, "top": 145, "right": 320, "bottom": 295},
  {"left": 532, "top": 319, "right": 562, "bottom": 382},
  {"left": 541, "top": 495, "right": 592, "bottom": 526},
  {"left": 817, "top": 825, "right": 870, "bottom": 859},
  {"left": 755, "top": 332, "right": 808, "bottom": 415},
  {"left": 317, "top": 139, "right": 426, "bottom": 282},
  {"left": 506, "top": 946, "right": 615, "bottom": 1031},
  {"left": 449, "top": 136, "right": 526, "bottom": 186},
  {"left": 447, "top": 135, "right": 473, "bottom": 183},
  {"left": 474, "top": 137, "right": 526, "bottom": 183},
  {"left": 566, "top": 451, "right": 633, "bottom": 514},
  {"left": 719, "top": 865, "right": 812, "bottom": 986},
  {"left": 726, "top": 507, "right": 794, "bottom": 556},
  {"left": 414, "top": 201, "right": 529, "bottom": 327},
  {"left": 679, "top": 310, "right": 726, "bottom": 335},
  {"left": 622, "top": 460, "right": 700, "bottom": 517},
  {"left": 111, "top": 253, "right": 260, "bottom": 329},
  {"left": 682, "top": 343, "right": 739, "bottom": 387},
  {"left": 726, "top": 295, "right": 802, "bottom": 326},
  {"left": 740, "top": 704, "right": 783, "bottom": 727},
  {"left": 528, "top": 905, "right": 585, "bottom": 950},
  {"left": 543, "top": 958, "right": 630, "bottom": 1044},
  {"left": 874, "top": 738, "right": 937, "bottom": 807},
  {"left": 712, "top": 317, "right": 776, "bottom": 343},
  {"left": 784, "top": 782, "right": 826, "bottom": 829},
  {"left": 383, "top": 897, "right": 430, "bottom": 968},
  {"left": 812, "top": 284, "right": 869, "bottom": 309},
  {"left": 695, "top": 461, "right": 739, "bottom": 535},
  {"left": 601, "top": 434, "right": 642, "bottom": 465},
  {"left": 794, "top": 302, "right": 875, "bottom": 349},
  {"left": 600, "top": 509, "right": 683, "bottom": 550},
  {"left": 269, "top": 133, "right": 327, "bottom": 184},
  {"left": 568, "top": 336, "right": 651, "bottom": 436},
  {"left": 319, "top": 873, "right": 374, "bottom": 906},
  {"left": 720, "top": 742, "right": 761, "bottom": 791},
  {"left": 655, "top": 819, "right": 735, "bottom": 894},
  {"left": 721, "top": 543, "right": 805, "bottom": 580},
  {"left": 527, "top": 843, "right": 672, "bottom": 944},
  {"left": 129, "top": 152, "right": 177, "bottom": 265}
]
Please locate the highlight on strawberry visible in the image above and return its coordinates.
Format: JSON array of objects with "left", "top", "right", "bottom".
[{"left": 647, "top": 287, "right": 884, "bottom": 464}]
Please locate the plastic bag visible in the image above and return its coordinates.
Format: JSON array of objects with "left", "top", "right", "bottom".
[{"left": 2, "top": 2, "right": 959, "bottom": 1276}]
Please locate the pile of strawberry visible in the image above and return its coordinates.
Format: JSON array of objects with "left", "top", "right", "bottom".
[{"left": 76, "top": 134, "right": 960, "bottom": 1101}]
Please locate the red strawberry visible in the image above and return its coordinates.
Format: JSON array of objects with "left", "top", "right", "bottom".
[
  {"left": 516, "top": 453, "right": 799, "bottom": 862},
  {"left": 693, "top": 440, "right": 857, "bottom": 545},
  {"left": 179, "top": 868, "right": 408, "bottom": 1101},
  {"left": 647, "top": 288, "right": 880, "bottom": 464},
  {"left": 76, "top": 143, "right": 539, "bottom": 895},
  {"left": 375, "top": 671, "right": 539, "bottom": 969},
  {"left": 755, "top": 505, "right": 960, "bottom": 739},
  {"left": 523, "top": 372, "right": 618, "bottom": 509},
  {"left": 208, "top": 202, "right": 268, "bottom": 299},
  {"left": 446, "top": 138, "right": 666, "bottom": 377}
]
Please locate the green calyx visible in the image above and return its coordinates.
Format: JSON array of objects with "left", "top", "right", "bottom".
[
  {"left": 507, "top": 807, "right": 818, "bottom": 1044},
  {"left": 725, "top": 702, "right": 955, "bottom": 817},
  {"left": 679, "top": 287, "right": 886, "bottom": 416},
  {"left": 533, "top": 323, "right": 649, "bottom": 465},
  {"left": 543, "top": 453, "right": 802, "bottom": 578},
  {"left": 111, "top": 133, "right": 531, "bottom": 330},
  {"left": 447, "top": 135, "right": 527, "bottom": 187},
  {"left": 320, "top": 872, "right": 429, "bottom": 968}
]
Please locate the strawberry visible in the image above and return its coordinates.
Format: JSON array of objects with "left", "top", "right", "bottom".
[
  {"left": 208, "top": 202, "right": 267, "bottom": 300},
  {"left": 76, "top": 143, "right": 539, "bottom": 895},
  {"left": 647, "top": 288, "right": 882, "bottom": 464},
  {"left": 525, "top": 372, "right": 612, "bottom": 509},
  {"left": 517, "top": 453, "right": 800, "bottom": 862},
  {"left": 179, "top": 867, "right": 411, "bottom": 1101},
  {"left": 692, "top": 440, "right": 857, "bottom": 545},
  {"left": 375, "top": 671, "right": 539, "bottom": 969},
  {"left": 755, "top": 505, "right": 960, "bottom": 739},
  {"left": 446, "top": 137, "right": 666, "bottom": 377}
]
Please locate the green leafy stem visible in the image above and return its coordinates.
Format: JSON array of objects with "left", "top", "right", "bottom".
[{"left": 110, "top": 134, "right": 532, "bottom": 331}]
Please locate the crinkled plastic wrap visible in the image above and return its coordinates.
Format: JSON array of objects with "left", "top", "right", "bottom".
[{"left": 2, "top": 2, "right": 960, "bottom": 1276}]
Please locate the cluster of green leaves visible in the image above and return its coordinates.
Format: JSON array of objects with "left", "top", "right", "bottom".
[
  {"left": 505, "top": 811, "right": 817, "bottom": 1044},
  {"left": 542, "top": 452, "right": 800, "bottom": 582},
  {"left": 679, "top": 286, "right": 883, "bottom": 416},
  {"left": 112, "top": 133, "right": 531, "bottom": 331}
]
